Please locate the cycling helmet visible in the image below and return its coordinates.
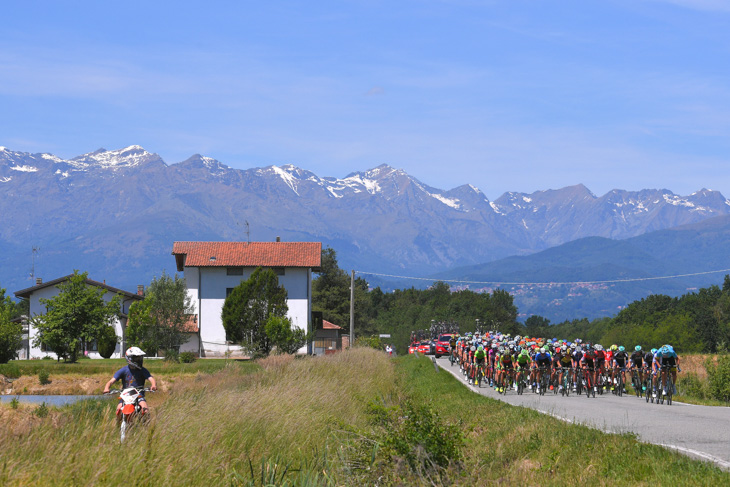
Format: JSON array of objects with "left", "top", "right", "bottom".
[
  {"left": 651, "top": 348, "right": 657, "bottom": 354},
  {"left": 635, "top": 345, "right": 642, "bottom": 352},
  {"left": 595, "top": 344, "right": 603, "bottom": 351},
  {"left": 520, "top": 348, "right": 529, "bottom": 357},
  {"left": 610, "top": 344, "right": 618, "bottom": 352},
  {"left": 618, "top": 346, "right": 625, "bottom": 352},
  {"left": 561, "top": 344, "right": 568, "bottom": 352},
  {"left": 125, "top": 347, "right": 145, "bottom": 369},
  {"left": 478, "top": 345, "right": 484, "bottom": 352},
  {"left": 539, "top": 347, "right": 546, "bottom": 353},
  {"left": 570, "top": 343, "right": 576, "bottom": 350}
]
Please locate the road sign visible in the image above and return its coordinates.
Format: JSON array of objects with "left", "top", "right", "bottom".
[{"left": 379, "top": 334, "right": 391, "bottom": 338}]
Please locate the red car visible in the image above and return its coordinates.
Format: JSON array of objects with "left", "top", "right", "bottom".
[
  {"left": 416, "top": 341, "right": 432, "bottom": 354},
  {"left": 436, "top": 334, "right": 457, "bottom": 356},
  {"left": 408, "top": 343, "right": 419, "bottom": 354}
]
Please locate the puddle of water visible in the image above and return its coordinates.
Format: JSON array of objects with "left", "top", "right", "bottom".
[{"left": 0, "top": 395, "right": 106, "bottom": 406}]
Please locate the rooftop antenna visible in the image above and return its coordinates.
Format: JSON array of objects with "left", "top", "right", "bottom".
[
  {"left": 30, "top": 246, "right": 40, "bottom": 281},
  {"left": 245, "top": 220, "right": 250, "bottom": 244}
]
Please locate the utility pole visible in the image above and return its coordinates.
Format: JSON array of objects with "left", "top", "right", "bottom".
[{"left": 350, "top": 270, "right": 355, "bottom": 347}]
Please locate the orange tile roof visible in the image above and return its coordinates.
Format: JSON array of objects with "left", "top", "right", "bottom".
[
  {"left": 323, "top": 320, "right": 342, "bottom": 330},
  {"left": 172, "top": 241, "right": 321, "bottom": 271}
]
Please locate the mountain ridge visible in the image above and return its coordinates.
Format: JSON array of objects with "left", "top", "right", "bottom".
[{"left": 1, "top": 145, "right": 729, "bottom": 304}]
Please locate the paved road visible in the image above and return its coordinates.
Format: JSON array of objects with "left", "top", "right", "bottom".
[{"left": 434, "top": 356, "right": 730, "bottom": 471}]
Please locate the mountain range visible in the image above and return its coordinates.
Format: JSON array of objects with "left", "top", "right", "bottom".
[{"left": 1, "top": 144, "right": 729, "bottom": 319}]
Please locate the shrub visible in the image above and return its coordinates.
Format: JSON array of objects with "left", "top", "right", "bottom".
[
  {"left": 42, "top": 355, "right": 54, "bottom": 360},
  {"left": 34, "top": 402, "right": 49, "bottom": 418},
  {"left": 355, "top": 335, "right": 383, "bottom": 351},
  {"left": 706, "top": 355, "right": 730, "bottom": 402},
  {"left": 677, "top": 373, "right": 708, "bottom": 399},
  {"left": 163, "top": 349, "right": 180, "bottom": 363},
  {"left": 38, "top": 369, "right": 50, "bottom": 385},
  {"left": 10, "top": 396, "right": 19, "bottom": 409},
  {"left": 367, "top": 399, "right": 463, "bottom": 472},
  {"left": 179, "top": 351, "right": 196, "bottom": 363}
]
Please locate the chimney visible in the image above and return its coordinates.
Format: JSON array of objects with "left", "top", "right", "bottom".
[
  {"left": 137, "top": 285, "right": 144, "bottom": 296},
  {"left": 276, "top": 236, "right": 281, "bottom": 242},
  {"left": 35, "top": 277, "right": 42, "bottom": 285}
]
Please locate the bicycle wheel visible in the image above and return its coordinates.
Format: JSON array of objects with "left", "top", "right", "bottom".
[
  {"left": 617, "top": 374, "right": 623, "bottom": 397},
  {"left": 666, "top": 376, "right": 674, "bottom": 406}
]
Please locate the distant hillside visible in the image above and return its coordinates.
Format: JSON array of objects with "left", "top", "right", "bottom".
[{"left": 433, "top": 216, "right": 730, "bottom": 322}]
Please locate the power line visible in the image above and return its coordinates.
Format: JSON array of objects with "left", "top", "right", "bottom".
[{"left": 355, "top": 268, "right": 730, "bottom": 286}]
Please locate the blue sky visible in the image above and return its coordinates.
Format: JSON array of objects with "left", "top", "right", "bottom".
[{"left": 2, "top": 0, "right": 729, "bottom": 199}]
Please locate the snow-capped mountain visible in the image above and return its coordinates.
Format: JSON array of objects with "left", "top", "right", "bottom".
[{"left": 0, "top": 145, "right": 728, "bottom": 293}]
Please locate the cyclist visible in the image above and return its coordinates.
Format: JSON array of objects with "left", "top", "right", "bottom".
[
  {"left": 594, "top": 345, "right": 607, "bottom": 391},
  {"left": 533, "top": 346, "right": 552, "bottom": 393},
  {"left": 449, "top": 334, "right": 458, "bottom": 364},
  {"left": 103, "top": 347, "right": 157, "bottom": 417},
  {"left": 611, "top": 346, "right": 629, "bottom": 393},
  {"left": 653, "top": 345, "right": 680, "bottom": 396},
  {"left": 629, "top": 345, "right": 645, "bottom": 393},
  {"left": 473, "top": 345, "right": 487, "bottom": 384},
  {"left": 571, "top": 344, "right": 583, "bottom": 391},
  {"left": 555, "top": 344, "right": 573, "bottom": 392},
  {"left": 515, "top": 348, "right": 531, "bottom": 390},
  {"left": 581, "top": 346, "right": 598, "bottom": 393},
  {"left": 497, "top": 346, "right": 515, "bottom": 393}
]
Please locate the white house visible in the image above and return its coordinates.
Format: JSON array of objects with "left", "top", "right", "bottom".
[
  {"left": 14, "top": 276, "right": 145, "bottom": 359},
  {"left": 172, "top": 240, "right": 322, "bottom": 357}
]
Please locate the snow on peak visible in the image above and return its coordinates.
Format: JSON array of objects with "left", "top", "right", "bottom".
[
  {"left": 271, "top": 165, "right": 300, "bottom": 195},
  {"left": 70, "top": 145, "right": 161, "bottom": 170},
  {"left": 429, "top": 192, "right": 462, "bottom": 209},
  {"left": 10, "top": 164, "right": 38, "bottom": 172}
]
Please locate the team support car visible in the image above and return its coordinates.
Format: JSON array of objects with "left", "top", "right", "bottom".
[
  {"left": 435, "top": 334, "right": 457, "bottom": 356},
  {"left": 408, "top": 343, "right": 419, "bottom": 354},
  {"left": 416, "top": 341, "right": 433, "bottom": 354}
]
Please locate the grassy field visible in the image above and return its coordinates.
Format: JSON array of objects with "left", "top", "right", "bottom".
[{"left": 1, "top": 350, "right": 728, "bottom": 486}]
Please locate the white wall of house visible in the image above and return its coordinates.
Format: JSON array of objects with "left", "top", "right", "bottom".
[
  {"left": 183, "top": 266, "right": 312, "bottom": 356},
  {"left": 26, "top": 285, "right": 137, "bottom": 360}
]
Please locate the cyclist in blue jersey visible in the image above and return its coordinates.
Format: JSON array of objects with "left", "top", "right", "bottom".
[{"left": 653, "top": 345, "right": 680, "bottom": 396}]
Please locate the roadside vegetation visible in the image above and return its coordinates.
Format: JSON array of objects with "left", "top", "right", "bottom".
[{"left": 2, "top": 349, "right": 728, "bottom": 486}]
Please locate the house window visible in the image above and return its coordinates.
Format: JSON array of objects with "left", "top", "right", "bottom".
[
  {"left": 272, "top": 267, "right": 285, "bottom": 276},
  {"left": 314, "top": 338, "right": 337, "bottom": 350},
  {"left": 226, "top": 287, "right": 234, "bottom": 297},
  {"left": 227, "top": 267, "right": 243, "bottom": 275},
  {"left": 85, "top": 340, "right": 98, "bottom": 352}
]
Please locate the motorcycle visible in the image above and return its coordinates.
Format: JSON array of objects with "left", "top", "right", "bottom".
[{"left": 106, "top": 387, "right": 154, "bottom": 442}]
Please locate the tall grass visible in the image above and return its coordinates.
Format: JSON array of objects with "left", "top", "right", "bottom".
[
  {"left": 3, "top": 350, "right": 728, "bottom": 486},
  {"left": 0, "top": 349, "right": 396, "bottom": 486}
]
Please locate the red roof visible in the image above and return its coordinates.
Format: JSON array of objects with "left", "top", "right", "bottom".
[
  {"left": 182, "top": 315, "right": 199, "bottom": 333},
  {"left": 172, "top": 241, "right": 321, "bottom": 271},
  {"left": 323, "top": 320, "right": 342, "bottom": 330}
]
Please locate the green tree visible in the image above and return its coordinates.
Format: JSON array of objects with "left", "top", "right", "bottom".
[
  {"left": 525, "top": 315, "right": 550, "bottom": 336},
  {"left": 126, "top": 272, "right": 194, "bottom": 355},
  {"left": 0, "top": 288, "right": 23, "bottom": 363},
  {"left": 222, "top": 267, "right": 288, "bottom": 356},
  {"left": 312, "top": 247, "right": 352, "bottom": 326},
  {"left": 32, "top": 271, "right": 121, "bottom": 362},
  {"left": 488, "top": 289, "right": 519, "bottom": 334},
  {"left": 264, "top": 315, "right": 309, "bottom": 354}
]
